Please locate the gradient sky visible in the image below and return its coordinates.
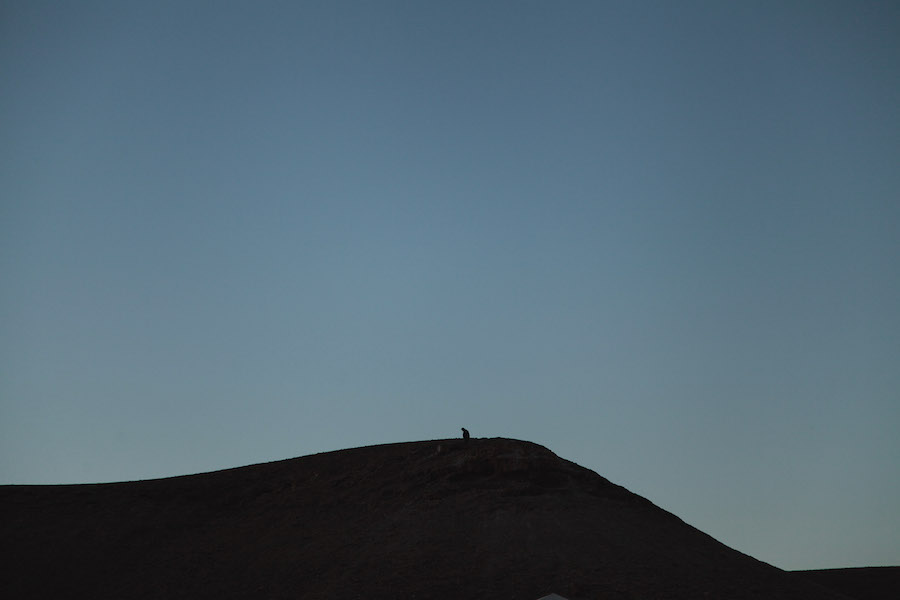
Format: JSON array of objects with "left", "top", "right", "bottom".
[{"left": 2, "top": 0, "right": 898, "bottom": 571}]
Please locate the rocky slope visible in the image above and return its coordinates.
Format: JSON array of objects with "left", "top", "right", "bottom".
[{"left": 2, "top": 438, "right": 853, "bottom": 599}]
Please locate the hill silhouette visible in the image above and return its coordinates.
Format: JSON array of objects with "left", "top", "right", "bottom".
[{"left": 1, "top": 438, "right": 860, "bottom": 599}]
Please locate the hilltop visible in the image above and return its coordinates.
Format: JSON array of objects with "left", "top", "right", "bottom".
[{"left": 2, "top": 438, "right": 858, "bottom": 599}]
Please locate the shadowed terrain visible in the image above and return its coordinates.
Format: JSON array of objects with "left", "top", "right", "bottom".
[
  {"left": 0, "top": 438, "right": 870, "bottom": 599},
  {"left": 792, "top": 567, "right": 900, "bottom": 600}
]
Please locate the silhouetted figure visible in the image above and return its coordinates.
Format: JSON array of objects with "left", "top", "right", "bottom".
[{"left": 461, "top": 427, "right": 470, "bottom": 443}]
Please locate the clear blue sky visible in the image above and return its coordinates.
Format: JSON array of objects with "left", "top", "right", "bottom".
[{"left": 2, "top": 1, "right": 898, "bottom": 571}]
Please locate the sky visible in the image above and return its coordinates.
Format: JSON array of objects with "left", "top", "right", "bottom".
[{"left": 1, "top": 0, "right": 898, "bottom": 571}]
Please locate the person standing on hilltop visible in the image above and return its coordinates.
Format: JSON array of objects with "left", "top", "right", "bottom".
[{"left": 461, "top": 427, "right": 470, "bottom": 443}]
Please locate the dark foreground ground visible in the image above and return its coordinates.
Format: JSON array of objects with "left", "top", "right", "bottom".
[
  {"left": 1, "top": 438, "right": 889, "bottom": 599},
  {"left": 792, "top": 567, "right": 900, "bottom": 600}
]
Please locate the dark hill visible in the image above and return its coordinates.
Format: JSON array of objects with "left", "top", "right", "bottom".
[{"left": 2, "top": 438, "right": 852, "bottom": 599}]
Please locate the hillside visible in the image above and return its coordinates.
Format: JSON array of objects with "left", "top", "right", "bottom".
[{"left": 2, "top": 438, "right": 854, "bottom": 599}]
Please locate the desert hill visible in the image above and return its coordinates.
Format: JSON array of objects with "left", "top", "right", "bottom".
[{"left": 1, "top": 438, "right": 856, "bottom": 599}]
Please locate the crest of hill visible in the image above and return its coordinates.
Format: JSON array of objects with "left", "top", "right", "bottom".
[{"left": 2, "top": 437, "right": 854, "bottom": 599}]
